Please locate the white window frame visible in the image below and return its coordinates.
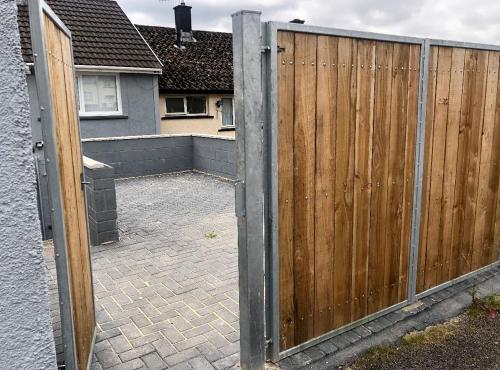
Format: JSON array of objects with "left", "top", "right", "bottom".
[
  {"left": 220, "top": 96, "right": 235, "bottom": 128},
  {"left": 165, "top": 95, "right": 208, "bottom": 117},
  {"left": 77, "top": 73, "right": 123, "bottom": 116}
]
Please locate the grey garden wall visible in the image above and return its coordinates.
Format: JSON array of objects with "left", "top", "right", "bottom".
[
  {"left": 193, "top": 135, "right": 236, "bottom": 178},
  {"left": 83, "top": 135, "right": 194, "bottom": 178},
  {"left": 82, "top": 134, "right": 236, "bottom": 179},
  {"left": 0, "top": 1, "right": 57, "bottom": 368}
]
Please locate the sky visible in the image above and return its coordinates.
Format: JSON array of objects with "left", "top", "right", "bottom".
[{"left": 117, "top": 0, "right": 500, "bottom": 44}]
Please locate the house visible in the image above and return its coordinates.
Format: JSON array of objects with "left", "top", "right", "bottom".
[
  {"left": 136, "top": 3, "right": 235, "bottom": 138},
  {"left": 17, "top": 0, "right": 163, "bottom": 140},
  {"left": 17, "top": 0, "right": 163, "bottom": 239}
]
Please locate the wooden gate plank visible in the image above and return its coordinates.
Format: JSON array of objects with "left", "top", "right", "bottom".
[
  {"left": 385, "top": 43, "right": 410, "bottom": 306},
  {"left": 293, "top": 32, "right": 317, "bottom": 343},
  {"left": 368, "top": 42, "right": 393, "bottom": 313},
  {"left": 472, "top": 51, "right": 499, "bottom": 269},
  {"left": 352, "top": 40, "right": 375, "bottom": 321},
  {"left": 278, "top": 31, "right": 296, "bottom": 351},
  {"left": 334, "top": 37, "right": 357, "bottom": 328},
  {"left": 399, "top": 43, "right": 421, "bottom": 301},
  {"left": 424, "top": 46, "right": 452, "bottom": 290},
  {"left": 440, "top": 47, "right": 466, "bottom": 283},
  {"left": 314, "top": 35, "right": 337, "bottom": 336},
  {"left": 460, "top": 50, "right": 489, "bottom": 275},
  {"left": 417, "top": 46, "right": 438, "bottom": 293},
  {"left": 450, "top": 49, "right": 477, "bottom": 279}
]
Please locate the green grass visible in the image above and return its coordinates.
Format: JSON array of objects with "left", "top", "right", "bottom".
[{"left": 204, "top": 231, "right": 217, "bottom": 239}]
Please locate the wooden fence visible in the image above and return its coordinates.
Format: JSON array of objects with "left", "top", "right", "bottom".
[
  {"left": 418, "top": 46, "right": 500, "bottom": 292},
  {"left": 276, "top": 31, "right": 500, "bottom": 351}
]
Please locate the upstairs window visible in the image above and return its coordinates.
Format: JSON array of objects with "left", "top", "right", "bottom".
[
  {"left": 166, "top": 96, "right": 207, "bottom": 116},
  {"left": 77, "top": 74, "right": 122, "bottom": 116}
]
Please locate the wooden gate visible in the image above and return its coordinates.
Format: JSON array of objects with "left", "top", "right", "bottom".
[
  {"left": 417, "top": 46, "right": 500, "bottom": 292},
  {"left": 232, "top": 12, "right": 500, "bottom": 368},
  {"left": 29, "top": 1, "right": 95, "bottom": 369},
  {"left": 277, "top": 32, "right": 421, "bottom": 350}
]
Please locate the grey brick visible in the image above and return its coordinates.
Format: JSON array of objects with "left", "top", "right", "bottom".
[
  {"left": 141, "top": 351, "right": 168, "bottom": 370},
  {"left": 119, "top": 344, "right": 155, "bottom": 362},
  {"left": 165, "top": 348, "right": 201, "bottom": 366},
  {"left": 108, "top": 359, "right": 144, "bottom": 370},
  {"left": 152, "top": 338, "right": 177, "bottom": 358},
  {"left": 189, "top": 356, "right": 216, "bottom": 369},
  {"left": 96, "top": 348, "right": 121, "bottom": 368},
  {"left": 109, "top": 334, "right": 133, "bottom": 353}
]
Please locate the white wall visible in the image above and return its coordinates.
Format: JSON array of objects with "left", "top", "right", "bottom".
[{"left": 0, "top": 1, "right": 57, "bottom": 368}]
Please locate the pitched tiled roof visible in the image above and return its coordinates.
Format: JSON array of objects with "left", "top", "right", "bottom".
[
  {"left": 17, "top": 0, "right": 162, "bottom": 70},
  {"left": 136, "top": 25, "right": 233, "bottom": 94}
]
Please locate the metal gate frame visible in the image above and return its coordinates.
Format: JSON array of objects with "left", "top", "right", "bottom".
[
  {"left": 28, "top": 1, "right": 96, "bottom": 369},
  {"left": 233, "top": 10, "right": 500, "bottom": 370}
]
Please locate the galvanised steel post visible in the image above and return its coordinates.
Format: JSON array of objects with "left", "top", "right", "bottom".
[{"left": 232, "top": 10, "right": 266, "bottom": 370}]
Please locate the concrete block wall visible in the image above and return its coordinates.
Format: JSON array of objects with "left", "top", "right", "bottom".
[
  {"left": 83, "top": 157, "right": 119, "bottom": 246},
  {"left": 82, "top": 134, "right": 236, "bottom": 180},
  {"left": 193, "top": 135, "right": 236, "bottom": 179},
  {"left": 83, "top": 135, "right": 193, "bottom": 178}
]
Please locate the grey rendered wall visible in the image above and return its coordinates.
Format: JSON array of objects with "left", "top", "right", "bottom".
[
  {"left": 193, "top": 135, "right": 236, "bottom": 179},
  {"left": 0, "top": 1, "right": 57, "bottom": 368},
  {"left": 83, "top": 135, "right": 193, "bottom": 178},
  {"left": 79, "top": 73, "right": 159, "bottom": 139}
]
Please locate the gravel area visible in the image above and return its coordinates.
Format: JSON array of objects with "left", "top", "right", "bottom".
[{"left": 350, "top": 308, "right": 500, "bottom": 370}]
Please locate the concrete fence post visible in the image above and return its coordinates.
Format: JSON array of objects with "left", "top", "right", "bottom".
[{"left": 232, "top": 10, "right": 266, "bottom": 370}]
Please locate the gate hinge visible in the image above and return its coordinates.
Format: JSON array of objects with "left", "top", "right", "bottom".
[
  {"left": 80, "top": 172, "right": 90, "bottom": 190},
  {"left": 235, "top": 180, "right": 246, "bottom": 218},
  {"left": 261, "top": 45, "right": 271, "bottom": 53},
  {"left": 265, "top": 338, "right": 272, "bottom": 348}
]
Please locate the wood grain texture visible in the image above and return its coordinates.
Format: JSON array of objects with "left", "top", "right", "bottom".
[
  {"left": 44, "top": 15, "right": 94, "bottom": 370},
  {"left": 278, "top": 31, "right": 296, "bottom": 351},
  {"left": 293, "top": 33, "right": 317, "bottom": 344},
  {"left": 368, "top": 42, "right": 393, "bottom": 313},
  {"left": 418, "top": 46, "right": 500, "bottom": 293},
  {"left": 385, "top": 43, "right": 410, "bottom": 307},
  {"left": 314, "top": 35, "right": 337, "bottom": 336},
  {"left": 352, "top": 40, "right": 375, "bottom": 321},
  {"left": 334, "top": 37, "right": 356, "bottom": 328}
]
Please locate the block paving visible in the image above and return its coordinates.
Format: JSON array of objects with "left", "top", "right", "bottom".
[{"left": 46, "top": 172, "right": 240, "bottom": 369}]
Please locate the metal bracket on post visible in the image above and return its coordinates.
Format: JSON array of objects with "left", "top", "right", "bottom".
[
  {"left": 407, "top": 39, "right": 431, "bottom": 304},
  {"left": 232, "top": 10, "right": 266, "bottom": 370}
]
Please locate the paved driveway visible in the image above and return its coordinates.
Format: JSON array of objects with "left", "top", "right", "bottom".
[{"left": 90, "top": 172, "right": 239, "bottom": 369}]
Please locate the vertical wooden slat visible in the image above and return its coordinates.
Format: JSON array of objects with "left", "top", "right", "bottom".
[
  {"left": 399, "top": 44, "right": 421, "bottom": 301},
  {"left": 440, "top": 47, "right": 466, "bottom": 282},
  {"left": 460, "top": 50, "right": 489, "bottom": 275},
  {"left": 293, "top": 33, "right": 317, "bottom": 343},
  {"left": 368, "top": 42, "right": 393, "bottom": 313},
  {"left": 334, "top": 37, "right": 356, "bottom": 328},
  {"left": 352, "top": 40, "right": 375, "bottom": 321},
  {"left": 450, "top": 49, "right": 477, "bottom": 279},
  {"left": 417, "top": 46, "right": 438, "bottom": 293},
  {"left": 277, "top": 31, "right": 296, "bottom": 351},
  {"left": 385, "top": 43, "right": 410, "bottom": 306},
  {"left": 314, "top": 35, "right": 337, "bottom": 336},
  {"left": 424, "top": 46, "right": 452, "bottom": 290},
  {"left": 472, "top": 51, "right": 499, "bottom": 269}
]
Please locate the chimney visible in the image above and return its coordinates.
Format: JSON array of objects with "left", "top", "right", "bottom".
[
  {"left": 290, "top": 19, "right": 305, "bottom": 24},
  {"left": 174, "top": 1, "right": 195, "bottom": 47}
]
